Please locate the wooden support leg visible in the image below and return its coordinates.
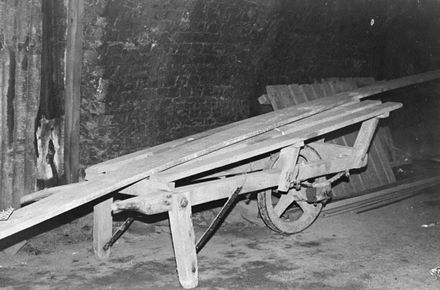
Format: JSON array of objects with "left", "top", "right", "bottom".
[
  {"left": 353, "top": 117, "right": 380, "bottom": 167},
  {"left": 168, "top": 192, "right": 198, "bottom": 289},
  {"left": 277, "top": 142, "right": 303, "bottom": 192},
  {"left": 93, "top": 198, "right": 113, "bottom": 259}
]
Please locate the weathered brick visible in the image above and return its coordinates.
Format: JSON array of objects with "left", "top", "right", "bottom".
[{"left": 79, "top": 0, "right": 440, "bottom": 167}]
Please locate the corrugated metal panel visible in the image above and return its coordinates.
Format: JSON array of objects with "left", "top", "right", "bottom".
[
  {"left": 265, "top": 78, "right": 396, "bottom": 199},
  {"left": 0, "top": 0, "right": 41, "bottom": 209}
]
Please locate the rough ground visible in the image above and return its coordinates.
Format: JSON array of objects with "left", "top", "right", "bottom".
[{"left": 1, "top": 164, "right": 440, "bottom": 289}]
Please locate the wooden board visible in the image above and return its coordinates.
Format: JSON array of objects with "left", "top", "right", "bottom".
[
  {"left": 322, "top": 175, "right": 440, "bottom": 216},
  {"left": 86, "top": 92, "right": 358, "bottom": 178},
  {"left": 156, "top": 102, "right": 402, "bottom": 183},
  {"left": 0, "top": 93, "right": 362, "bottom": 240},
  {"left": 259, "top": 70, "right": 440, "bottom": 105},
  {"left": 64, "top": 0, "right": 83, "bottom": 183}
]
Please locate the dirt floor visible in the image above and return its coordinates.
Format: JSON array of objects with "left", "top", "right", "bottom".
[{"left": 1, "top": 163, "right": 440, "bottom": 290}]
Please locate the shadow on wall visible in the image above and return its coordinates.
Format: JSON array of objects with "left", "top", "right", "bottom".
[
  {"left": 383, "top": 82, "right": 440, "bottom": 161},
  {"left": 252, "top": 0, "right": 440, "bottom": 112}
]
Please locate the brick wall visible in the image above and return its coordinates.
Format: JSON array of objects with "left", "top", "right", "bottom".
[
  {"left": 80, "top": 0, "right": 276, "bottom": 165},
  {"left": 79, "top": 0, "right": 440, "bottom": 166}
]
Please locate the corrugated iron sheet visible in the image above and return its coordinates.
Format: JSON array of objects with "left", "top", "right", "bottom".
[{"left": 0, "top": 0, "right": 42, "bottom": 209}]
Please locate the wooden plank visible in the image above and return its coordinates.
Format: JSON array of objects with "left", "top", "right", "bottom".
[
  {"left": 157, "top": 102, "right": 401, "bottom": 183},
  {"left": 301, "top": 84, "right": 317, "bottom": 101},
  {"left": 370, "top": 136, "right": 396, "bottom": 183},
  {"left": 87, "top": 93, "right": 357, "bottom": 178},
  {"left": 307, "top": 142, "right": 356, "bottom": 160},
  {"left": 157, "top": 101, "right": 382, "bottom": 181},
  {"left": 266, "top": 85, "right": 293, "bottom": 110},
  {"left": 23, "top": 0, "right": 41, "bottom": 200},
  {"left": 353, "top": 118, "right": 380, "bottom": 165},
  {"left": 120, "top": 156, "right": 357, "bottom": 216},
  {"left": 287, "top": 84, "right": 308, "bottom": 104},
  {"left": 168, "top": 192, "right": 198, "bottom": 289},
  {"left": 377, "top": 126, "right": 395, "bottom": 162},
  {"left": 86, "top": 93, "right": 356, "bottom": 178},
  {"left": 322, "top": 175, "right": 440, "bottom": 214},
  {"left": 0, "top": 1, "right": 16, "bottom": 209},
  {"left": 64, "top": 0, "right": 83, "bottom": 183},
  {"left": 374, "top": 134, "right": 396, "bottom": 182},
  {"left": 350, "top": 70, "right": 440, "bottom": 100},
  {"left": 93, "top": 197, "right": 113, "bottom": 259},
  {"left": 12, "top": 1, "right": 30, "bottom": 208},
  {"left": 0, "top": 96, "right": 355, "bottom": 240},
  {"left": 310, "top": 83, "right": 326, "bottom": 99},
  {"left": 319, "top": 82, "right": 334, "bottom": 97}
]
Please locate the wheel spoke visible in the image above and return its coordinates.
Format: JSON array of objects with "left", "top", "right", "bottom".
[{"left": 274, "top": 193, "right": 295, "bottom": 217}]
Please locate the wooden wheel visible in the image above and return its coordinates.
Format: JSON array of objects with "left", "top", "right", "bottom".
[{"left": 257, "top": 146, "right": 329, "bottom": 234}]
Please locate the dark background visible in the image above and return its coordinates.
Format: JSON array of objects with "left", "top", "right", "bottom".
[{"left": 44, "top": 0, "right": 440, "bottom": 167}]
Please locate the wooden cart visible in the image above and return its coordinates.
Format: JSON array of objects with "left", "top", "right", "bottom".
[{"left": 0, "top": 70, "right": 439, "bottom": 288}]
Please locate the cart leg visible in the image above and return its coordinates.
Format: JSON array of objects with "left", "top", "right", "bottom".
[
  {"left": 93, "top": 197, "right": 113, "bottom": 259},
  {"left": 277, "top": 142, "right": 303, "bottom": 192},
  {"left": 168, "top": 192, "right": 198, "bottom": 289},
  {"left": 353, "top": 117, "right": 379, "bottom": 166}
]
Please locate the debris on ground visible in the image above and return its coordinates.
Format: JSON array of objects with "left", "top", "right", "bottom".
[
  {"left": 430, "top": 266, "right": 440, "bottom": 279},
  {"left": 0, "top": 207, "right": 14, "bottom": 221}
]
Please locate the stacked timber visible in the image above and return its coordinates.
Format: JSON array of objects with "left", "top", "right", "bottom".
[
  {"left": 259, "top": 78, "right": 396, "bottom": 199},
  {"left": 322, "top": 175, "right": 440, "bottom": 216}
]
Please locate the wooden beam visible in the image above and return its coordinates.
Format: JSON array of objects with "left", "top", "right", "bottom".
[
  {"left": 156, "top": 102, "right": 400, "bottom": 183},
  {"left": 85, "top": 91, "right": 356, "bottom": 178},
  {"left": 113, "top": 153, "right": 356, "bottom": 217},
  {"left": 307, "top": 142, "right": 356, "bottom": 160},
  {"left": 277, "top": 144, "right": 302, "bottom": 192},
  {"left": 322, "top": 175, "right": 440, "bottom": 216},
  {"left": 352, "top": 118, "right": 380, "bottom": 167},
  {"left": 64, "top": 0, "right": 83, "bottom": 183},
  {"left": 112, "top": 190, "right": 173, "bottom": 215},
  {"left": 353, "top": 70, "right": 440, "bottom": 100}
]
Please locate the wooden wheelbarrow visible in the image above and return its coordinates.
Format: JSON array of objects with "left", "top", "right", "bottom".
[
  {"left": 108, "top": 99, "right": 400, "bottom": 288},
  {"left": 1, "top": 70, "right": 439, "bottom": 288}
]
